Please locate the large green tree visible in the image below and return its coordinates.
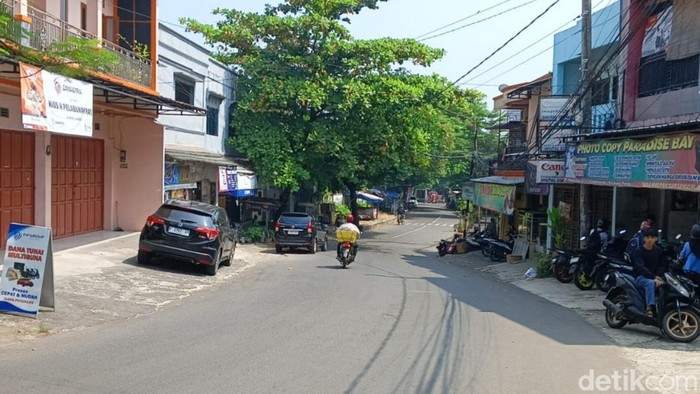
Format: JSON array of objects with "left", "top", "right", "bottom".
[{"left": 182, "top": 0, "right": 489, "bottom": 215}]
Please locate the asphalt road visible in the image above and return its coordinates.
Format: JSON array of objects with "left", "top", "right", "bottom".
[{"left": 0, "top": 205, "right": 636, "bottom": 393}]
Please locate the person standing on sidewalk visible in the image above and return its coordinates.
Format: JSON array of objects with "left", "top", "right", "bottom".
[{"left": 630, "top": 229, "right": 665, "bottom": 317}]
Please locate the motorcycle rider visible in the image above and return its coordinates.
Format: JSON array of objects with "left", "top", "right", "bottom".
[
  {"left": 336, "top": 214, "right": 360, "bottom": 261},
  {"left": 625, "top": 217, "right": 655, "bottom": 259},
  {"left": 678, "top": 223, "right": 700, "bottom": 286},
  {"left": 630, "top": 229, "right": 665, "bottom": 317},
  {"left": 587, "top": 219, "right": 610, "bottom": 253},
  {"left": 396, "top": 203, "right": 406, "bottom": 223}
]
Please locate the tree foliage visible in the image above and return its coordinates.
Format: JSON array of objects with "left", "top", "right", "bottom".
[{"left": 182, "top": 0, "right": 490, "bottom": 195}]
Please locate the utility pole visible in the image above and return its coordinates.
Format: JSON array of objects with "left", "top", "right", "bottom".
[
  {"left": 464, "top": 115, "right": 478, "bottom": 233},
  {"left": 579, "top": 0, "right": 592, "bottom": 244}
]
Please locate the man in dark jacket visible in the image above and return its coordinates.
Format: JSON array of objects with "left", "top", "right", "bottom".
[{"left": 630, "top": 229, "right": 665, "bottom": 316}]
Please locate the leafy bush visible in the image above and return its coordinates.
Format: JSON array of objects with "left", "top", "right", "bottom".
[
  {"left": 335, "top": 203, "right": 351, "bottom": 217},
  {"left": 534, "top": 252, "right": 552, "bottom": 278},
  {"left": 241, "top": 226, "right": 265, "bottom": 243}
]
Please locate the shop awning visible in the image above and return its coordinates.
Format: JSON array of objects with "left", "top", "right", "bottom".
[
  {"left": 368, "top": 188, "right": 401, "bottom": 199},
  {"left": 165, "top": 148, "right": 254, "bottom": 174},
  {"left": 471, "top": 176, "right": 524, "bottom": 185},
  {"left": 357, "top": 192, "right": 383, "bottom": 204}
]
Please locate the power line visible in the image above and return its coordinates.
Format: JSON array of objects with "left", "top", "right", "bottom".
[
  {"left": 418, "top": 0, "right": 541, "bottom": 42},
  {"left": 446, "top": 0, "right": 562, "bottom": 89},
  {"left": 414, "top": 0, "right": 519, "bottom": 40}
]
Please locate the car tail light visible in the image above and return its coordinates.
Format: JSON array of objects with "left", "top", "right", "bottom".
[
  {"left": 196, "top": 227, "right": 219, "bottom": 240},
  {"left": 274, "top": 221, "right": 280, "bottom": 232},
  {"left": 343, "top": 242, "right": 351, "bottom": 249},
  {"left": 146, "top": 215, "right": 165, "bottom": 227},
  {"left": 307, "top": 221, "right": 314, "bottom": 231}
]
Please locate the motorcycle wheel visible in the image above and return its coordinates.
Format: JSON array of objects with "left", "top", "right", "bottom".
[
  {"left": 438, "top": 248, "right": 446, "bottom": 257},
  {"left": 554, "top": 264, "right": 574, "bottom": 283},
  {"left": 481, "top": 245, "right": 490, "bottom": 257},
  {"left": 489, "top": 248, "right": 503, "bottom": 262},
  {"left": 573, "top": 266, "right": 595, "bottom": 291},
  {"left": 595, "top": 269, "right": 612, "bottom": 293},
  {"left": 662, "top": 306, "right": 700, "bottom": 343},
  {"left": 605, "top": 295, "right": 629, "bottom": 329}
]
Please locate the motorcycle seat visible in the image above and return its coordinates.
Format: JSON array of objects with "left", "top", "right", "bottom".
[{"left": 596, "top": 253, "right": 627, "bottom": 265}]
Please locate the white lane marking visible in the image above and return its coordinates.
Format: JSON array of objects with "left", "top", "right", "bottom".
[{"left": 392, "top": 216, "right": 442, "bottom": 239}]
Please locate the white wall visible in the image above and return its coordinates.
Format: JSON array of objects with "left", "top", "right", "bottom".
[{"left": 156, "top": 24, "right": 235, "bottom": 155}]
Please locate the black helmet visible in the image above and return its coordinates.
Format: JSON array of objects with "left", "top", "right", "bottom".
[
  {"left": 596, "top": 219, "right": 609, "bottom": 230},
  {"left": 691, "top": 224, "right": 700, "bottom": 240}
]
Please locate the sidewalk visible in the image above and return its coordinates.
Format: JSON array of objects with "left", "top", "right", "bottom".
[{"left": 435, "top": 251, "right": 700, "bottom": 391}]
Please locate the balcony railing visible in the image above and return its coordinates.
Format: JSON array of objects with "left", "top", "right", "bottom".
[{"left": 3, "top": 1, "right": 152, "bottom": 88}]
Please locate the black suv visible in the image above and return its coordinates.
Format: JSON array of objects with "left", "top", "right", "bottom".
[
  {"left": 138, "top": 200, "right": 237, "bottom": 275},
  {"left": 274, "top": 212, "right": 328, "bottom": 254}
]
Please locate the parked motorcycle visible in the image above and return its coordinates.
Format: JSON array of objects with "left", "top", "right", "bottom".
[
  {"left": 603, "top": 270, "right": 700, "bottom": 343},
  {"left": 573, "top": 230, "right": 628, "bottom": 291},
  {"left": 488, "top": 229, "right": 518, "bottom": 263},
  {"left": 550, "top": 246, "right": 585, "bottom": 283},
  {"left": 437, "top": 237, "right": 467, "bottom": 257}
]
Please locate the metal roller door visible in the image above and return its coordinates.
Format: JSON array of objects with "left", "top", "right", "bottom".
[{"left": 0, "top": 130, "right": 34, "bottom": 249}]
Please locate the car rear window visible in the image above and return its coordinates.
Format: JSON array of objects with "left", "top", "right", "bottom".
[
  {"left": 156, "top": 205, "right": 213, "bottom": 227},
  {"left": 279, "top": 214, "right": 311, "bottom": 225}
]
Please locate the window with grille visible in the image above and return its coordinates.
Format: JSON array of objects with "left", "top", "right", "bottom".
[
  {"left": 174, "top": 78, "right": 195, "bottom": 105},
  {"left": 638, "top": 54, "right": 699, "bottom": 97},
  {"left": 207, "top": 107, "right": 219, "bottom": 136}
]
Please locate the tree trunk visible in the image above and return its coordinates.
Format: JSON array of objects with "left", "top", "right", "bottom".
[
  {"left": 274, "top": 189, "right": 291, "bottom": 221},
  {"left": 348, "top": 188, "right": 359, "bottom": 226}
]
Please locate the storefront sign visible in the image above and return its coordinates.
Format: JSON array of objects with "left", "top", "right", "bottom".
[
  {"left": 564, "top": 133, "right": 700, "bottom": 191},
  {"left": 234, "top": 174, "right": 257, "bottom": 197},
  {"left": 525, "top": 162, "right": 549, "bottom": 195},
  {"left": 531, "top": 160, "right": 566, "bottom": 184},
  {"left": 540, "top": 97, "right": 575, "bottom": 122},
  {"left": 164, "top": 163, "right": 180, "bottom": 186},
  {"left": 218, "top": 166, "right": 237, "bottom": 193},
  {"left": 19, "top": 63, "right": 93, "bottom": 136},
  {"left": 0, "top": 224, "right": 55, "bottom": 318},
  {"left": 473, "top": 183, "right": 516, "bottom": 215},
  {"left": 501, "top": 109, "right": 522, "bottom": 123},
  {"left": 462, "top": 182, "right": 475, "bottom": 201}
]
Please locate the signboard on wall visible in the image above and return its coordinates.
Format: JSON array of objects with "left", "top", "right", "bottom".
[
  {"left": 531, "top": 160, "right": 566, "bottom": 184},
  {"left": 218, "top": 166, "right": 237, "bottom": 193},
  {"left": 539, "top": 97, "right": 575, "bottom": 122},
  {"left": 19, "top": 63, "right": 93, "bottom": 136},
  {"left": 0, "top": 224, "right": 55, "bottom": 318},
  {"left": 164, "top": 163, "right": 179, "bottom": 186},
  {"left": 564, "top": 133, "right": 700, "bottom": 191},
  {"left": 501, "top": 109, "right": 522, "bottom": 123},
  {"left": 473, "top": 183, "right": 516, "bottom": 215},
  {"left": 525, "top": 162, "right": 549, "bottom": 195},
  {"left": 541, "top": 128, "right": 576, "bottom": 152}
]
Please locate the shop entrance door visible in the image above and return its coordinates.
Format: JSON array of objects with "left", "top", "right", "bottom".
[{"left": 0, "top": 130, "right": 34, "bottom": 249}]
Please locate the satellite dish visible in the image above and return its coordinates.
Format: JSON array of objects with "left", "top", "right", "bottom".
[{"left": 498, "top": 84, "right": 509, "bottom": 92}]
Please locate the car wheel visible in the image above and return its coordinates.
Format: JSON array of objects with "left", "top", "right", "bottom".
[
  {"left": 221, "top": 244, "right": 234, "bottom": 267},
  {"left": 309, "top": 238, "right": 317, "bottom": 254},
  {"left": 275, "top": 245, "right": 283, "bottom": 254},
  {"left": 320, "top": 237, "right": 328, "bottom": 252},
  {"left": 206, "top": 250, "right": 221, "bottom": 276},
  {"left": 137, "top": 250, "right": 151, "bottom": 264}
]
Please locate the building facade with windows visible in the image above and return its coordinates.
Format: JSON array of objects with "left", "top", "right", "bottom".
[
  {"left": 157, "top": 23, "right": 255, "bottom": 223},
  {"left": 0, "top": 0, "right": 202, "bottom": 249}
]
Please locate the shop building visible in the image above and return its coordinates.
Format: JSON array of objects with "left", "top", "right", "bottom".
[{"left": 0, "top": 0, "right": 203, "bottom": 248}]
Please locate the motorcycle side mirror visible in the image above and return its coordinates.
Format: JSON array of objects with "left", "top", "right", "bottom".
[
  {"left": 579, "top": 236, "right": 587, "bottom": 241},
  {"left": 618, "top": 230, "right": 627, "bottom": 235},
  {"left": 676, "top": 234, "right": 682, "bottom": 240}
]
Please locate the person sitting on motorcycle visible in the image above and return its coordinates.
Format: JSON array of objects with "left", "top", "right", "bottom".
[
  {"left": 396, "top": 203, "right": 406, "bottom": 222},
  {"left": 679, "top": 223, "right": 700, "bottom": 286},
  {"left": 587, "top": 219, "right": 610, "bottom": 254},
  {"left": 336, "top": 214, "right": 360, "bottom": 261},
  {"left": 484, "top": 218, "right": 497, "bottom": 239},
  {"left": 625, "top": 217, "right": 655, "bottom": 258},
  {"left": 630, "top": 229, "right": 665, "bottom": 317}
]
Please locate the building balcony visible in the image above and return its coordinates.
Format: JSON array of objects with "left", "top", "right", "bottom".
[
  {"left": 591, "top": 102, "right": 618, "bottom": 133},
  {"left": 3, "top": 2, "right": 152, "bottom": 88}
]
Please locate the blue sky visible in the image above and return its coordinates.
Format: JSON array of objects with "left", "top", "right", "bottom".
[{"left": 160, "top": 0, "right": 614, "bottom": 104}]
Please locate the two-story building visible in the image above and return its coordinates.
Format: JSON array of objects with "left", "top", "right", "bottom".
[
  {"left": 156, "top": 23, "right": 255, "bottom": 224},
  {"left": 0, "top": 0, "right": 202, "bottom": 248}
]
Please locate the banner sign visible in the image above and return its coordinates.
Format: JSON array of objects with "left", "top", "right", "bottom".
[
  {"left": 218, "top": 166, "right": 237, "bottom": 193},
  {"left": 501, "top": 109, "right": 522, "bottom": 123},
  {"left": 564, "top": 133, "right": 700, "bottom": 191},
  {"left": 0, "top": 224, "right": 55, "bottom": 318},
  {"left": 462, "top": 182, "right": 475, "bottom": 201},
  {"left": 642, "top": 6, "right": 673, "bottom": 57},
  {"left": 473, "top": 183, "right": 516, "bottom": 215},
  {"left": 540, "top": 97, "right": 575, "bottom": 122},
  {"left": 19, "top": 63, "right": 93, "bottom": 136},
  {"left": 531, "top": 160, "right": 566, "bottom": 184},
  {"left": 525, "top": 162, "right": 549, "bottom": 195},
  {"left": 164, "top": 162, "right": 180, "bottom": 186}
]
